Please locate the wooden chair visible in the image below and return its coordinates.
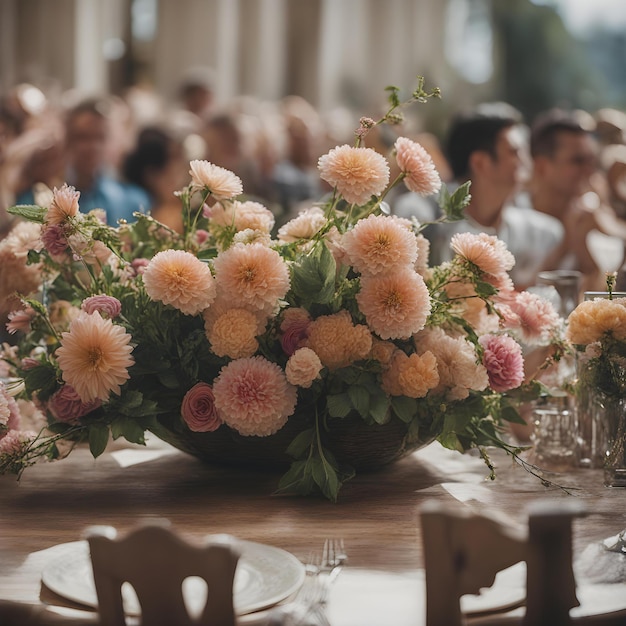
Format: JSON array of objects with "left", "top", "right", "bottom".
[
  {"left": 419, "top": 500, "right": 587, "bottom": 626},
  {"left": 86, "top": 523, "right": 240, "bottom": 626}
]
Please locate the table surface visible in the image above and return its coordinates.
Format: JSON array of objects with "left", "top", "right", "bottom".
[{"left": 1, "top": 437, "right": 625, "bottom": 625}]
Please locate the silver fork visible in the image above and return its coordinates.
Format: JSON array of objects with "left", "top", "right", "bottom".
[{"left": 318, "top": 538, "right": 347, "bottom": 604}]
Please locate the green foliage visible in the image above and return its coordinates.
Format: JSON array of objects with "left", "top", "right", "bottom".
[
  {"left": 290, "top": 241, "right": 337, "bottom": 306},
  {"left": 437, "top": 181, "right": 471, "bottom": 222},
  {"left": 7, "top": 204, "right": 47, "bottom": 223}
]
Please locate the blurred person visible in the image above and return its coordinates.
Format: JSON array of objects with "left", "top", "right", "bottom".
[
  {"left": 522, "top": 109, "right": 626, "bottom": 291},
  {"left": 15, "top": 97, "right": 150, "bottom": 225},
  {"left": 178, "top": 66, "right": 216, "bottom": 123},
  {"left": 271, "top": 96, "right": 324, "bottom": 223},
  {"left": 122, "top": 126, "right": 188, "bottom": 233},
  {"left": 420, "top": 103, "right": 563, "bottom": 289}
]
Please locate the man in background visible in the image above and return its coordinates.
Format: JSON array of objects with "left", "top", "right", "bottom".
[{"left": 425, "top": 103, "right": 563, "bottom": 289}]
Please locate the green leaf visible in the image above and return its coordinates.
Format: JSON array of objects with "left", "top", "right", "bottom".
[
  {"left": 311, "top": 456, "right": 340, "bottom": 502},
  {"left": 348, "top": 386, "right": 369, "bottom": 418},
  {"left": 110, "top": 416, "right": 146, "bottom": 445},
  {"left": 275, "top": 460, "right": 316, "bottom": 496},
  {"left": 500, "top": 404, "right": 527, "bottom": 425},
  {"left": 286, "top": 428, "right": 314, "bottom": 458},
  {"left": 326, "top": 393, "right": 352, "bottom": 418},
  {"left": 23, "top": 364, "right": 58, "bottom": 399},
  {"left": 290, "top": 241, "right": 337, "bottom": 306},
  {"left": 7, "top": 204, "right": 47, "bottom": 223},
  {"left": 369, "top": 392, "right": 391, "bottom": 425},
  {"left": 438, "top": 430, "right": 464, "bottom": 452},
  {"left": 437, "top": 181, "right": 471, "bottom": 221},
  {"left": 391, "top": 396, "right": 418, "bottom": 423},
  {"left": 88, "top": 423, "right": 110, "bottom": 457}
]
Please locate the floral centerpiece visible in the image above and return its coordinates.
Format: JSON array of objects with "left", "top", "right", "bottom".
[
  {"left": 0, "top": 83, "right": 562, "bottom": 500},
  {"left": 566, "top": 276, "right": 626, "bottom": 486}
]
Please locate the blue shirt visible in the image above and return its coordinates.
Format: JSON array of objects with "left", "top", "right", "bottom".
[{"left": 16, "top": 173, "right": 151, "bottom": 226}]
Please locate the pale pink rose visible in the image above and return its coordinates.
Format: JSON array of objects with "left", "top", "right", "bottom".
[
  {"left": 415, "top": 327, "right": 489, "bottom": 401},
  {"left": 143, "top": 250, "right": 216, "bottom": 316},
  {"left": 213, "top": 243, "right": 290, "bottom": 314},
  {"left": 342, "top": 214, "right": 418, "bottom": 276},
  {"left": 277, "top": 207, "right": 327, "bottom": 243},
  {"left": 181, "top": 382, "right": 222, "bottom": 432},
  {"left": 46, "top": 184, "right": 80, "bottom": 225},
  {"left": 213, "top": 356, "right": 297, "bottom": 436},
  {"left": 479, "top": 333, "right": 525, "bottom": 392},
  {"left": 47, "top": 384, "right": 101, "bottom": 423},
  {"left": 451, "top": 232, "right": 515, "bottom": 276},
  {"left": 81, "top": 295, "right": 122, "bottom": 319},
  {"left": 6, "top": 306, "right": 36, "bottom": 335},
  {"left": 189, "top": 160, "right": 243, "bottom": 200},
  {"left": 356, "top": 268, "right": 431, "bottom": 340},
  {"left": 56, "top": 311, "right": 135, "bottom": 403},
  {"left": 394, "top": 137, "right": 442, "bottom": 196},
  {"left": 0, "top": 429, "right": 37, "bottom": 455},
  {"left": 498, "top": 291, "right": 561, "bottom": 344},
  {"left": 318, "top": 145, "right": 390, "bottom": 205},
  {"left": 285, "top": 347, "right": 323, "bottom": 388},
  {"left": 206, "top": 200, "right": 275, "bottom": 233},
  {"left": 280, "top": 308, "right": 312, "bottom": 356},
  {"left": 41, "top": 223, "right": 69, "bottom": 259},
  {"left": 206, "top": 308, "right": 259, "bottom": 359},
  {"left": 305, "top": 310, "right": 372, "bottom": 370}
]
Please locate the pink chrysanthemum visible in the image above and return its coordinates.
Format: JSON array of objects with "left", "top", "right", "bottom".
[
  {"left": 342, "top": 214, "right": 418, "bottom": 276},
  {"left": 318, "top": 145, "right": 390, "bottom": 205},
  {"left": 46, "top": 184, "right": 80, "bottom": 225},
  {"left": 277, "top": 207, "right": 327, "bottom": 243},
  {"left": 450, "top": 232, "right": 515, "bottom": 276},
  {"left": 479, "top": 333, "right": 524, "bottom": 392},
  {"left": 415, "top": 327, "right": 489, "bottom": 401},
  {"left": 81, "top": 295, "right": 122, "bottom": 319},
  {"left": 189, "top": 160, "right": 243, "bottom": 200},
  {"left": 56, "top": 311, "right": 135, "bottom": 403},
  {"left": 41, "top": 224, "right": 69, "bottom": 259},
  {"left": 357, "top": 268, "right": 431, "bottom": 340},
  {"left": 213, "top": 243, "right": 290, "bottom": 314},
  {"left": 205, "top": 200, "right": 275, "bottom": 233},
  {"left": 181, "top": 383, "right": 222, "bottom": 432},
  {"left": 394, "top": 137, "right": 442, "bottom": 196},
  {"left": 143, "top": 249, "right": 216, "bottom": 316},
  {"left": 213, "top": 356, "right": 297, "bottom": 436},
  {"left": 499, "top": 291, "right": 561, "bottom": 344},
  {"left": 6, "top": 306, "right": 36, "bottom": 335},
  {"left": 0, "top": 429, "right": 37, "bottom": 455}
]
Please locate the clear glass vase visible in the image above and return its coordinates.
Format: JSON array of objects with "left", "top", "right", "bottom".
[{"left": 601, "top": 395, "right": 626, "bottom": 487}]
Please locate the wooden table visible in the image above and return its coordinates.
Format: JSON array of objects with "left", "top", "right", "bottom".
[{"left": 1, "top": 437, "right": 625, "bottom": 625}]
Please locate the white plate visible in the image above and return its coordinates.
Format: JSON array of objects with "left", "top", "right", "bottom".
[
  {"left": 41, "top": 539, "right": 305, "bottom": 616},
  {"left": 460, "top": 561, "right": 526, "bottom": 614}
]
